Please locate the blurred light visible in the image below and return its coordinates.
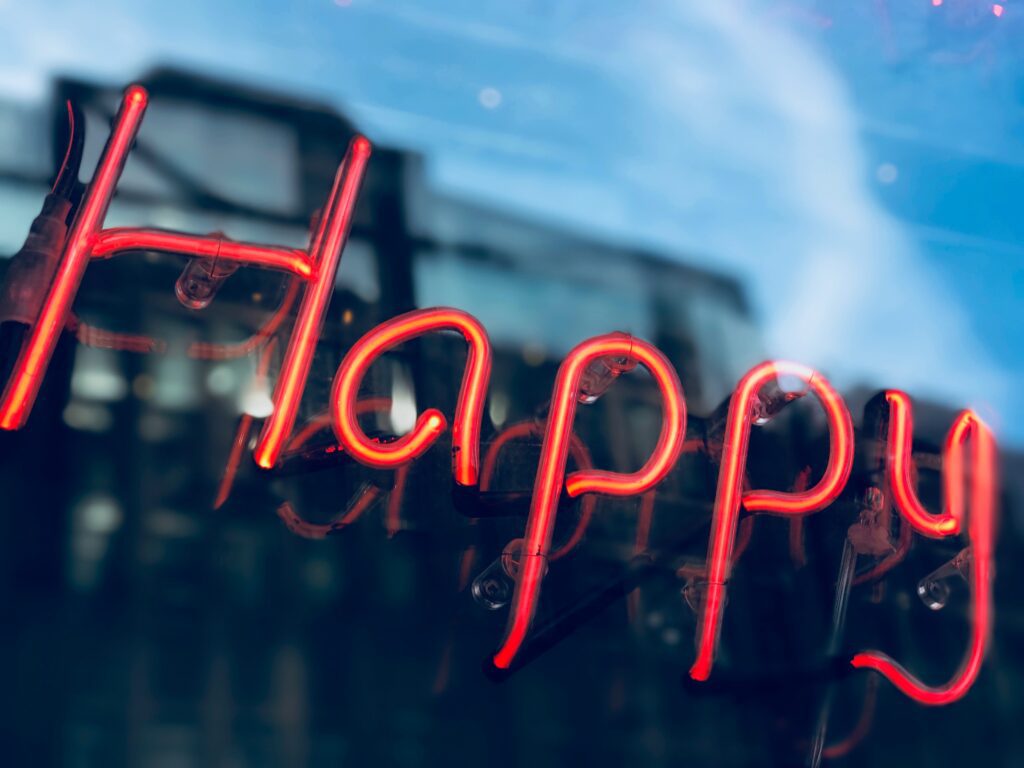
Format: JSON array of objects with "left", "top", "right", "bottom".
[
  {"left": 489, "top": 390, "right": 510, "bottom": 427},
  {"left": 876, "top": 162, "right": 898, "bottom": 185},
  {"left": 70, "top": 348, "right": 128, "bottom": 402},
  {"left": 240, "top": 378, "right": 275, "bottom": 418},
  {"left": 932, "top": 0, "right": 942, "bottom": 6},
  {"left": 207, "top": 363, "right": 238, "bottom": 396},
  {"left": 62, "top": 402, "right": 113, "bottom": 432},
  {"left": 342, "top": 308, "right": 354, "bottom": 325},
  {"left": 389, "top": 362, "right": 418, "bottom": 434},
  {"left": 478, "top": 87, "right": 502, "bottom": 110},
  {"left": 993, "top": 4, "right": 1004, "bottom": 16},
  {"left": 152, "top": 354, "right": 200, "bottom": 410},
  {"left": 80, "top": 494, "right": 122, "bottom": 534},
  {"left": 69, "top": 493, "right": 123, "bottom": 592}
]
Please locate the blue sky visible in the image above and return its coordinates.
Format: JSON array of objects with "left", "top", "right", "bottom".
[{"left": 1, "top": 0, "right": 1022, "bottom": 441}]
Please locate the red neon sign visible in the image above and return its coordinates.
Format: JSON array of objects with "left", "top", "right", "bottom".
[
  {"left": 0, "top": 84, "right": 1003, "bottom": 710},
  {"left": 689, "top": 361, "right": 854, "bottom": 682},
  {"left": 0, "top": 84, "right": 373, "bottom": 472},
  {"left": 331, "top": 308, "right": 492, "bottom": 487},
  {"left": 851, "top": 397, "right": 996, "bottom": 705},
  {"left": 479, "top": 419, "right": 597, "bottom": 561},
  {"left": 492, "top": 332, "right": 686, "bottom": 670},
  {"left": 0, "top": 86, "right": 149, "bottom": 429},
  {"left": 253, "top": 138, "right": 371, "bottom": 468}
]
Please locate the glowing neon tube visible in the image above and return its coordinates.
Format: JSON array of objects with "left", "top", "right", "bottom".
[
  {"left": 91, "top": 228, "right": 314, "bottom": 279},
  {"left": 690, "top": 361, "right": 853, "bottom": 682},
  {"left": 851, "top": 408, "right": 997, "bottom": 705},
  {"left": 479, "top": 419, "right": 597, "bottom": 561},
  {"left": 884, "top": 390, "right": 961, "bottom": 537},
  {"left": 0, "top": 85, "right": 149, "bottom": 430},
  {"left": 492, "top": 332, "right": 686, "bottom": 670},
  {"left": 331, "top": 307, "right": 492, "bottom": 487},
  {"left": 253, "top": 135, "right": 372, "bottom": 469}
]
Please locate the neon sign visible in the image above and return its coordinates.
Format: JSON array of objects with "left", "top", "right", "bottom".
[{"left": 0, "top": 84, "right": 1000, "bottom": 709}]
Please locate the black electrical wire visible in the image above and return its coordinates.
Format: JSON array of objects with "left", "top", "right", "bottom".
[{"left": 51, "top": 99, "right": 86, "bottom": 201}]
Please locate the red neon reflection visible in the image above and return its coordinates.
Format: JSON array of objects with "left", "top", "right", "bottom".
[
  {"left": 217, "top": 396, "right": 393, "bottom": 513},
  {"left": 284, "top": 397, "right": 393, "bottom": 454},
  {"left": 273, "top": 399, "right": 402, "bottom": 537},
  {"left": 851, "top": 508, "right": 912, "bottom": 587},
  {"left": 91, "top": 229, "right": 313, "bottom": 279},
  {"left": 69, "top": 315, "right": 166, "bottom": 355},
  {"left": 822, "top": 676, "right": 879, "bottom": 760},
  {"left": 492, "top": 332, "right": 686, "bottom": 670},
  {"left": 689, "top": 361, "right": 853, "bottom": 682},
  {"left": 67, "top": 274, "right": 300, "bottom": 363},
  {"left": 852, "top": 407, "right": 997, "bottom": 705},
  {"left": 189, "top": 279, "right": 301, "bottom": 360},
  {"left": 331, "top": 308, "right": 493, "bottom": 487},
  {"left": 480, "top": 420, "right": 597, "bottom": 561},
  {"left": 254, "top": 136, "right": 371, "bottom": 468},
  {"left": 276, "top": 490, "right": 383, "bottom": 539},
  {"left": 0, "top": 85, "right": 149, "bottom": 430},
  {"left": 885, "top": 390, "right": 961, "bottom": 537},
  {"left": 386, "top": 465, "right": 411, "bottom": 538}
]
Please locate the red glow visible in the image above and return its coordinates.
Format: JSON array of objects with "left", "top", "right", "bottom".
[
  {"left": 993, "top": 4, "right": 1004, "bottom": 17},
  {"left": 492, "top": 332, "right": 686, "bottom": 669},
  {"left": 212, "top": 339, "right": 279, "bottom": 509},
  {"left": 479, "top": 420, "right": 597, "bottom": 561},
  {"left": 254, "top": 136, "right": 371, "bottom": 469},
  {"left": 273, "top": 401, "right": 405, "bottom": 538},
  {"left": 386, "top": 465, "right": 411, "bottom": 537},
  {"left": 851, "top": 511, "right": 912, "bottom": 586},
  {"left": 330, "top": 308, "right": 493, "bottom": 486},
  {"left": 822, "top": 676, "right": 879, "bottom": 759},
  {"left": 189, "top": 279, "right": 300, "bottom": 360},
  {"left": 885, "top": 391, "right": 961, "bottom": 537},
  {"left": 214, "top": 414, "right": 255, "bottom": 510},
  {"left": 932, "top": 0, "right": 942, "bottom": 6},
  {"left": 70, "top": 316, "right": 166, "bottom": 354},
  {"left": 690, "top": 361, "right": 853, "bottom": 682},
  {"left": 276, "top": 490, "right": 383, "bottom": 539},
  {"left": 0, "top": 85, "right": 149, "bottom": 430},
  {"left": 91, "top": 229, "right": 313, "bottom": 279},
  {"left": 852, "top": 409, "right": 997, "bottom": 705},
  {"left": 284, "top": 397, "right": 393, "bottom": 454},
  {"left": 0, "top": 85, "right": 371, "bottom": 439}
]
